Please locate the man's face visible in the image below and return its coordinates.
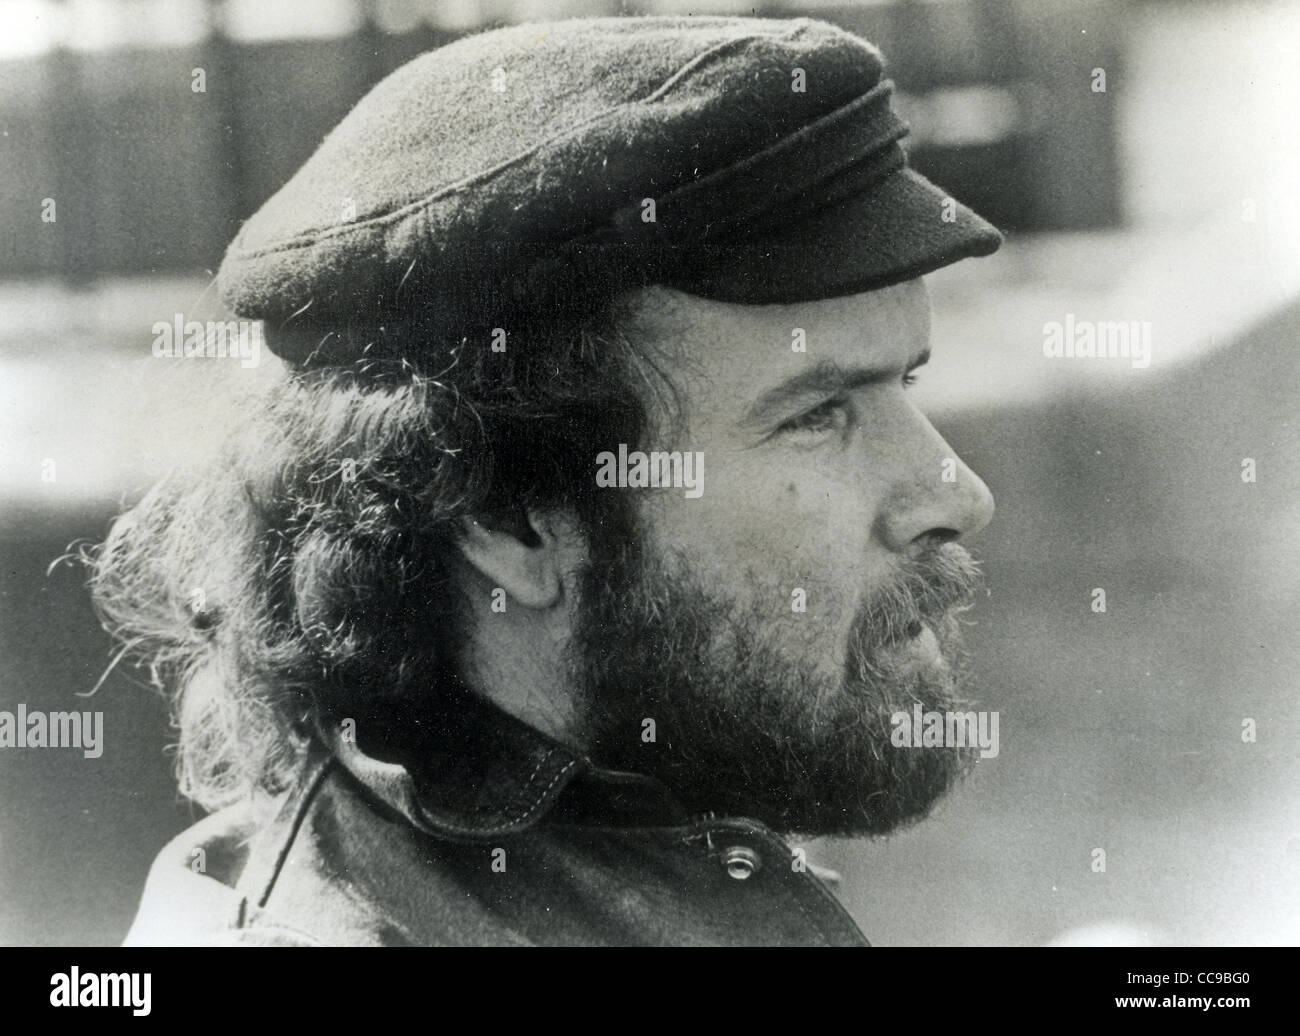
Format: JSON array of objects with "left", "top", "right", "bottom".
[{"left": 571, "top": 278, "right": 996, "bottom": 837}]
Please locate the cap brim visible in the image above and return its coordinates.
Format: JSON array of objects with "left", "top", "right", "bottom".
[{"left": 666, "top": 165, "right": 1003, "bottom": 304}]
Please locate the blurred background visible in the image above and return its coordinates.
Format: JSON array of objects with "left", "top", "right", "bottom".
[{"left": 1, "top": 0, "right": 1297, "bottom": 946}]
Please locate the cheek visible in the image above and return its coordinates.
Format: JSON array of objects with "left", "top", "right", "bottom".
[{"left": 643, "top": 455, "right": 891, "bottom": 631}]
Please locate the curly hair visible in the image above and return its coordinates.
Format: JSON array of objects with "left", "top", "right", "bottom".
[{"left": 85, "top": 295, "right": 675, "bottom": 812}]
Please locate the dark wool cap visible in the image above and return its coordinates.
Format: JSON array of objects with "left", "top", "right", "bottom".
[{"left": 216, "top": 16, "right": 1003, "bottom": 366}]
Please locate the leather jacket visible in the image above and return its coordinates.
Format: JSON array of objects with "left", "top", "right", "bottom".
[{"left": 124, "top": 694, "right": 869, "bottom": 947}]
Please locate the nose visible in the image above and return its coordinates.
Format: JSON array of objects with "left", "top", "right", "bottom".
[{"left": 874, "top": 412, "right": 995, "bottom": 554}]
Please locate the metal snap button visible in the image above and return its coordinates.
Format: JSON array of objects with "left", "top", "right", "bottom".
[{"left": 722, "top": 845, "right": 761, "bottom": 881}]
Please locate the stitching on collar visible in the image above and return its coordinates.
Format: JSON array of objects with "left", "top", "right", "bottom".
[{"left": 506, "top": 756, "right": 580, "bottom": 827}]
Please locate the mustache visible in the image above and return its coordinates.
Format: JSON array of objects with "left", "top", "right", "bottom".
[{"left": 858, "top": 542, "right": 985, "bottom": 648}]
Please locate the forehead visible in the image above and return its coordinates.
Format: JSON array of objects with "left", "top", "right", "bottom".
[{"left": 626, "top": 279, "right": 932, "bottom": 416}]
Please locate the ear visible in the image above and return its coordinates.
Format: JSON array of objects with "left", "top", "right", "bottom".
[{"left": 455, "top": 509, "right": 579, "bottom": 610}]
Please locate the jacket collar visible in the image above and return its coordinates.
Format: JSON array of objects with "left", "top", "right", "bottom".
[{"left": 321, "top": 690, "right": 691, "bottom": 842}]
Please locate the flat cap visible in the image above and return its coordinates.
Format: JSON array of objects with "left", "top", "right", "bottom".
[{"left": 217, "top": 15, "right": 1002, "bottom": 366}]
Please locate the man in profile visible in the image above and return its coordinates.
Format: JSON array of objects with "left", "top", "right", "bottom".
[{"left": 96, "top": 14, "right": 1001, "bottom": 946}]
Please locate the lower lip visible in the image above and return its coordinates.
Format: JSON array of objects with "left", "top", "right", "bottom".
[{"left": 908, "top": 623, "right": 941, "bottom": 663}]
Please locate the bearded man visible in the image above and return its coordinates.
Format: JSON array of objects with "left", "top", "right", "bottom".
[{"left": 98, "top": 14, "right": 1000, "bottom": 946}]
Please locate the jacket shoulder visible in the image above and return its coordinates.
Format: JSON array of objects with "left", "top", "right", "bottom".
[
  {"left": 124, "top": 803, "right": 328, "bottom": 947},
  {"left": 123, "top": 775, "right": 415, "bottom": 947},
  {"left": 124, "top": 807, "right": 257, "bottom": 946}
]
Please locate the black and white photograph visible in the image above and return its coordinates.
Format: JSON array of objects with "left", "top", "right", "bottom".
[{"left": 0, "top": 0, "right": 1296, "bottom": 981}]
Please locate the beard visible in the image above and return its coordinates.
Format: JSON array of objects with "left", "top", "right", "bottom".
[{"left": 569, "top": 518, "right": 988, "bottom": 838}]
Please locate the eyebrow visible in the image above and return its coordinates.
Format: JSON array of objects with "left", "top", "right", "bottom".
[{"left": 742, "top": 349, "right": 931, "bottom": 426}]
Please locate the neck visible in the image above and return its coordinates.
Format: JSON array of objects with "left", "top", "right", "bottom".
[{"left": 456, "top": 593, "right": 585, "bottom": 752}]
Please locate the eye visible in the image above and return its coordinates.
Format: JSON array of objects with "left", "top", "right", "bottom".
[
  {"left": 778, "top": 397, "right": 851, "bottom": 437},
  {"left": 902, "top": 372, "right": 920, "bottom": 388}
]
